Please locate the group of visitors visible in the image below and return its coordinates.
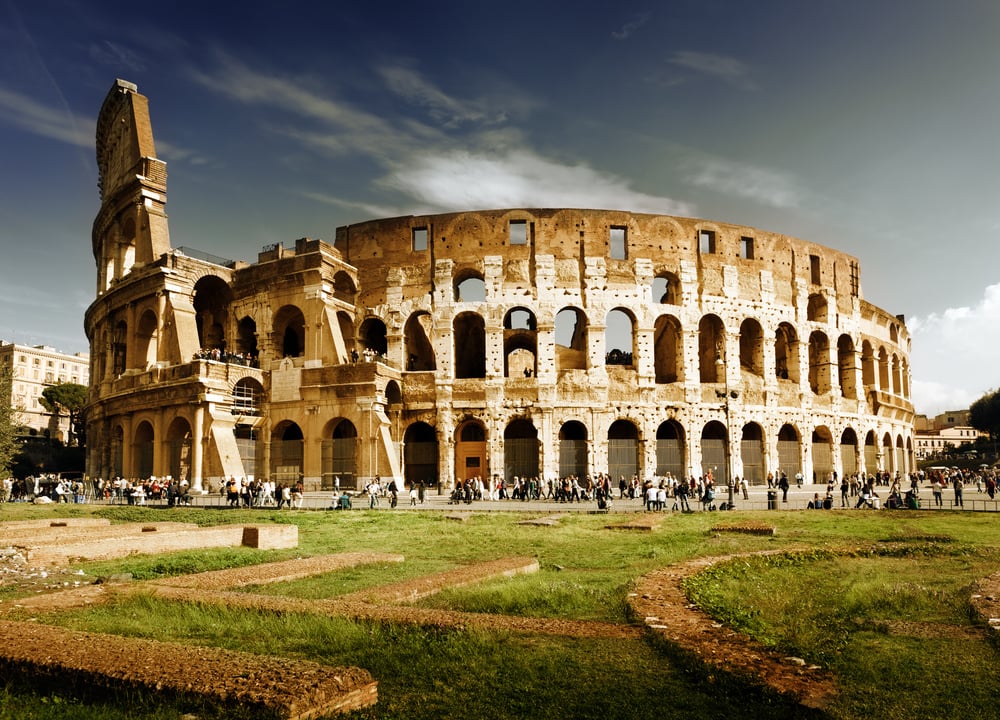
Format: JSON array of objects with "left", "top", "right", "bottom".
[
  {"left": 193, "top": 347, "right": 259, "bottom": 367},
  {"left": 223, "top": 476, "right": 304, "bottom": 509}
]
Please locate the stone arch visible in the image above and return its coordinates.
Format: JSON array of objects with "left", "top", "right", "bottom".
[
  {"left": 807, "top": 293, "right": 828, "bottom": 323},
  {"left": 271, "top": 420, "right": 304, "bottom": 486},
  {"left": 864, "top": 430, "right": 878, "bottom": 474},
  {"left": 652, "top": 271, "right": 681, "bottom": 305},
  {"left": 337, "top": 310, "right": 356, "bottom": 361},
  {"left": 504, "top": 418, "right": 539, "bottom": 482},
  {"left": 777, "top": 424, "right": 801, "bottom": 479},
  {"left": 111, "top": 319, "right": 128, "bottom": 376},
  {"left": 454, "top": 270, "right": 486, "bottom": 302},
  {"left": 133, "top": 420, "right": 155, "bottom": 479},
  {"left": 323, "top": 418, "right": 357, "bottom": 490},
  {"left": 359, "top": 316, "right": 388, "bottom": 358},
  {"left": 698, "top": 314, "right": 725, "bottom": 383},
  {"left": 273, "top": 305, "right": 306, "bottom": 358},
  {"left": 454, "top": 312, "right": 486, "bottom": 378},
  {"left": 653, "top": 314, "right": 683, "bottom": 384},
  {"left": 193, "top": 275, "right": 233, "bottom": 351},
  {"left": 840, "top": 427, "right": 858, "bottom": 477},
  {"left": 837, "top": 334, "right": 857, "bottom": 399},
  {"left": 504, "top": 307, "right": 536, "bottom": 377},
  {"left": 608, "top": 419, "right": 640, "bottom": 482},
  {"left": 812, "top": 426, "right": 834, "bottom": 483},
  {"left": 135, "top": 308, "right": 158, "bottom": 370},
  {"left": 895, "top": 434, "right": 906, "bottom": 476},
  {"left": 332, "top": 270, "right": 356, "bottom": 303},
  {"left": 878, "top": 346, "right": 890, "bottom": 391},
  {"left": 236, "top": 316, "right": 258, "bottom": 362},
  {"left": 701, "top": 420, "right": 729, "bottom": 484},
  {"left": 605, "top": 308, "right": 635, "bottom": 366},
  {"left": 891, "top": 353, "right": 901, "bottom": 396},
  {"left": 232, "top": 377, "right": 264, "bottom": 416},
  {"left": 555, "top": 307, "right": 588, "bottom": 371},
  {"left": 559, "top": 420, "right": 589, "bottom": 479},
  {"left": 655, "top": 419, "right": 685, "bottom": 479},
  {"left": 739, "top": 318, "right": 765, "bottom": 378},
  {"left": 774, "top": 322, "right": 799, "bottom": 382},
  {"left": 385, "top": 380, "right": 402, "bottom": 406},
  {"left": 808, "top": 331, "right": 831, "bottom": 395},
  {"left": 165, "top": 416, "right": 192, "bottom": 483},
  {"left": 404, "top": 311, "right": 436, "bottom": 371},
  {"left": 740, "top": 422, "right": 765, "bottom": 485},
  {"left": 882, "top": 432, "right": 894, "bottom": 475},
  {"left": 861, "top": 339, "right": 876, "bottom": 389},
  {"left": 404, "top": 421, "right": 438, "bottom": 488}
]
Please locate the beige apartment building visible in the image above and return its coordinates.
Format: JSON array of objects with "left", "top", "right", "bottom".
[{"left": 0, "top": 341, "right": 89, "bottom": 441}]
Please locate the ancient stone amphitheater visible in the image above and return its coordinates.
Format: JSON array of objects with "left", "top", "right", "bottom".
[{"left": 84, "top": 80, "right": 913, "bottom": 497}]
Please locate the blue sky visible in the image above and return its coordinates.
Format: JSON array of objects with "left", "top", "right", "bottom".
[{"left": 2, "top": 0, "right": 999, "bottom": 417}]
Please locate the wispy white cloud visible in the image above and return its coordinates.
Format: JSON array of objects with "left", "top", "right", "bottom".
[
  {"left": 87, "top": 40, "right": 147, "bottom": 73},
  {"left": 192, "top": 57, "right": 693, "bottom": 218},
  {"left": 908, "top": 283, "right": 1000, "bottom": 415},
  {"left": 612, "top": 12, "right": 651, "bottom": 40},
  {"left": 685, "top": 155, "right": 801, "bottom": 208},
  {"left": 0, "top": 88, "right": 93, "bottom": 147},
  {"left": 382, "top": 149, "right": 694, "bottom": 216},
  {"left": 668, "top": 50, "right": 756, "bottom": 89}
]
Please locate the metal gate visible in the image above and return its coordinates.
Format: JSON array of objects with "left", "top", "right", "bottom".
[
  {"left": 813, "top": 442, "right": 833, "bottom": 482},
  {"left": 608, "top": 439, "right": 639, "bottom": 481},
  {"left": 701, "top": 439, "right": 728, "bottom": 484},
  {"left": 321, "top": 438, "right": 356, "bottom": 490},
  {"left": 168, "top": 437, "right": 192, "bottom": 483},
  {"left": 840, "top": 444, "right": 857, "bottom": 477},
  {"left": 404, "top": 441, "right": 438, "bottom": 487},
  {"left": 271, "top": 439, "right": 303, "bottom": 484},
  {"left": 740, "top": 440, "right": 764, "bottom": 485},
  {"left": 777, "top": 440, "right": 800, "bottom": 478},
  {"left": 864, "top": 445, "right": 878, "bottom": 475},
  {"left": 559, "top": 439, "right": 588, "bottom": 479},
  {"left": 656, "top": 439, "right": 684, "bottom": 480},
  {"left": 504, "top": 438, "right": 539, "bottom": 482}
]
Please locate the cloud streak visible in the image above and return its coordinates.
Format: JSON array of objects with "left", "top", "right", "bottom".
[
  {"left": 0, "top": 88, "right": 93, "bottom": 147},
  {"left": 669, "top": 50, "right": 756, "bottom": 89},
  {"left": 685, "top": 155, "right": 801, "bottom": 208}
]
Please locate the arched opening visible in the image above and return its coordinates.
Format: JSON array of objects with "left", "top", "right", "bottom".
[
  {"left": 775, "top": 323, "right": 800, "bottom": 382},
  {"left": 111, "top": 320, "right": 128, "bottom": 377},
  {"left": 812, "top": 426, "right": 834, "bottom": 483},
  {"left": 808, "top": 331, "right": 831, "bottom": 395},
  {"left": 236, "top": 316, "right": 258, "bottom": 363},
  {"left": 332, "top": 271, "right": 356, "bottom": 303},
  {"left": 110, "top": 425, "right": 124, "bottom": 479},
  {"left": 895, "top": 434, "right": 906, "bottom": 475},
  {"left": 232, "top": 377, "right": 264, "bottom": 417},
  {"left": 740, "top": 423, "right": 765, "bottom": 485},
  {"left": 454, "top": 312, "right": 486, "bottom": 378},
  {"left": 608, "top": 419, "right": 640, "bottom": 482},
  {"left": 455, "top": 420, "right": 487, "bottom": 482},
  {"left": 273, "top": 305, "right": 306, "bottom": 358},
  {"left": 655, "top": 420, "right": 685, "bottom": 479},
  {"left": 271, "top": 421, "right": 304, "bottom": 487},
  {"left": 891, "top": 353, "right": 901, "bottom": 396},
  {"left": 861, "top": 340, "right": 876, "bottom": 389},
  {"left": 193, "top": 275, "right": 233, "bottom": 352},
  {"left": 504, "top": 418, "right": 539, "bottom": 482},
  {"left": 559, "top": 421, "right": 588, "bottom": 479},
  {"left": 454, "top": 273, "right": 486, "bottom": 302},
  {"left": 701, "top": 421, "right": 729, "bottom": 484},
  {"left": 555, "top": 307, "right": 588, "bottom": 371},
  {"left": 739, "top": 318, "right": 764, "bottom": 378},
  {"left": 777, "top": 424, "right": 801, "bottom": 479},
  {"left": 882, "top": 432, "right": 894, "bottom": 474},
  {"left": 652, "top": 271, "right": 680, "bottom": 305},
  {"left": 322, "top": 418, "right": 357, "bottom": 490},
  {"left": 135, "top": 309, "right": 158, "bottom": 370},
  {"left": 504, "top": 308, "right": 536, "bottom": 377},
  {"left": 864, "top": 430, "right": 878, "bottom": 474},
  {"left": 807, "top": 293, "right": 828, "bottom": 323},
  {"left": 653, "top": 314, "right": 682, "bottom": 384},
  {"left": 359, "top": 317, "right": 388, "bottom": 359},
  {"left": 404, "top": 311, "right": 436, "bottom": 372},
  {"left": 133, "top": 420, "right": 154, "bottom": 479},
  {"left": 605, "top": 308, "right": 635, "bottom": 367},
  {"left": 840, "top": 427, "right": 858, "bottom": 478},
  {"left": 404, "top": 422, "right": 438, "bottom": 489},
  {"left": 838, "top": 335, "right": 857, "bottom": 399},
  {"left": 166, "top": 416, "right": 192, "bottom": 483},
  {"left": 878, "top": 347, "right": 890, "bottom": 391},
  {"left": 699, "top": 315, "right": 725, "bottom": 383}
]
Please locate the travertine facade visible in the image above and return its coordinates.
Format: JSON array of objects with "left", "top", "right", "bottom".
[{"left": 85, "top": 80, "right": 914, "bottom": 491}]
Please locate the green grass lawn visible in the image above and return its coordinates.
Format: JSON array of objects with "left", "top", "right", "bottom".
[{"left": 1, "top": 503, "right": 998, "bottom": 719}]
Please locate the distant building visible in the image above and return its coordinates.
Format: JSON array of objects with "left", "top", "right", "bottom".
[
  {"left": 914, "top": 425, "right": 982, "bottom": 461},
  {"left": 0, "top": 341, "right": 90, "bottom": 442}
]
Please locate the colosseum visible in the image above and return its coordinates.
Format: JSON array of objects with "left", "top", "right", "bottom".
[{"left": 84, "top": 79, "right": 914, "bottom": 493}]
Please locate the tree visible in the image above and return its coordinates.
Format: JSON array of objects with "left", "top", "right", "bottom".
[
  {"left": 39, "top": 382, "right": 88, "bottom": 447},
  {"left": 0, "top": 365, "right": 16, "bottom": 475},
  {"left": 969, "top": 389, "right": 1000, "bottom": 446}
]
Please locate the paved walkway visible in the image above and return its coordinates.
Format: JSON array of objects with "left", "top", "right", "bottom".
[{"left": 167, "top": 482, "right": 998, "bottom": 514}]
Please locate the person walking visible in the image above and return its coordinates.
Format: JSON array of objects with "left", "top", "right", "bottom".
[{"left": 953, "top": 474, "right": 964, "bottom": 508}]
